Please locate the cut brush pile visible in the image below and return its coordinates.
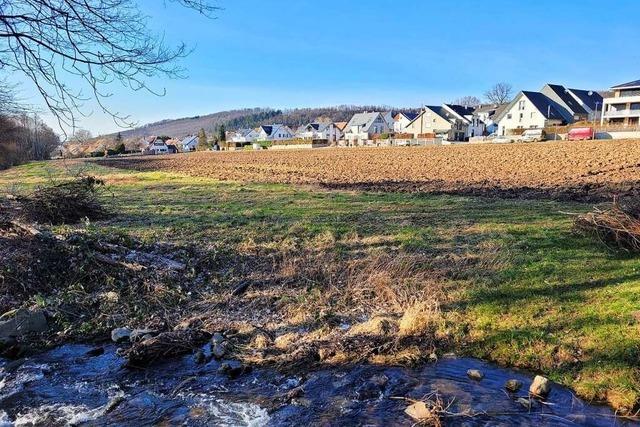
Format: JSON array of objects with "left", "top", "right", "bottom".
[
  {"left": 574, "top": 197, "right": 640, "bottom": 252},
  {"left": 18, "top": 176, "right": 108, "bottom": 224}
]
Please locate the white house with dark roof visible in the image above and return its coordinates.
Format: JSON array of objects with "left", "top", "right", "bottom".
[
  {"left": 295, "top": 122, "right": 343, "bottom": 142},
  {"left": 142, "top": 136, "right": 170, "bottom": 155},
  {"left": 343, "top": 112, "right": 391, "bottom": 144},
  {"left": 468, "top": 104, "right": 509, "bottom": 138},
  {"left": 495, "top": 91, "right": 566, "bottom": 136},
  {"left": 601, "top": 79, "right": 640, "bottom": 127},
  {"left": 393, "top": 112, "right": 419, "bottom": 133},
  {"left": 230, "top": 128, "right": 260, "bottom": 143},
  {"left": 257, "top": 124, "right": 294, "bottom": 141}
]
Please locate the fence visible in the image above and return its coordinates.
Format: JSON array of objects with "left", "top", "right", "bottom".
[{"left": 543, "top": 124, "right": 640, "bottom": 134}]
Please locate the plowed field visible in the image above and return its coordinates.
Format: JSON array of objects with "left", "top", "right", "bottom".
[{"left": 99, "top": 139, "right": 640, "bottom": 201}]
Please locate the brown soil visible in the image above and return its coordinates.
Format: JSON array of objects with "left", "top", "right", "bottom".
[{"left": 97, "top": 139, "right": 640, "bottom": 202}]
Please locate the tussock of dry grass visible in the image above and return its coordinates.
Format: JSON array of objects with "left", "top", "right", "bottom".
[{"left": 399, "top": 300, "right": 441, "bottom": 337}]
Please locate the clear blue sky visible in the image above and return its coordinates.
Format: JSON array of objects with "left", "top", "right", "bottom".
[{"left": 14, "top": 0, "right": 640, "bottom": 135}]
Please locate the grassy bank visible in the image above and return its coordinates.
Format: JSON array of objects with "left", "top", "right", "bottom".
[{"left": 1, "top": 160, "right": 639, "bottom": 412}]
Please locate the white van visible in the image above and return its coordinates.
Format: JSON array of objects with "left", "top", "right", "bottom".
[{"left": 518, "top": 129, "right": 547, "bottom": 143}]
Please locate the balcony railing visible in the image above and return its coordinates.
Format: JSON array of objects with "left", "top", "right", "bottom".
[{"left": 603, "top": 109, "right": 640, "bottom": 118}]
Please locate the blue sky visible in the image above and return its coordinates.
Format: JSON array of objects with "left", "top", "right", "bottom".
[{"left": 13, "top": 0, "right": 640, "bottom": 135}]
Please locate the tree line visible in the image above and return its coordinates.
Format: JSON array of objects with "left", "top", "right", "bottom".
[{"left": 0, "top": 107, "right": 60, "bottom": 170}]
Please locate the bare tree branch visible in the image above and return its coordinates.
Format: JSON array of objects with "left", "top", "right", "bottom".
[{"left": 0, "top": 0, "right": 220, "bottom": 133}]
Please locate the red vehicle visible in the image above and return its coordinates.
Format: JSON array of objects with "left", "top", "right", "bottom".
[{"left": 568, "top": 127, "right": 594, "bottom": 141}]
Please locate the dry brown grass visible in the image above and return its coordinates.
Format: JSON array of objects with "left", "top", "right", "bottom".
[{"left": 399, "top": 300, "right": 441, "bottom": 337}]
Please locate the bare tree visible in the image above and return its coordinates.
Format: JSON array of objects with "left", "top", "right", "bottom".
[
  {"left": 0, "top": 0, "right": 220, "bottom": 131},
  {"left": 0, "top": 80, "right": 25, "bottom": 115},
  {"left": 484, "top": 83, "right": 514, "bottom": 104},
  {"left": 453, "top": 96, "right": 481, "bottom": 108}
]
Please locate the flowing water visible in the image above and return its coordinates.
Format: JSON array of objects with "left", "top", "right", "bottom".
[{"left": 0, "top": 344, "right": 635, "bottom": 426}]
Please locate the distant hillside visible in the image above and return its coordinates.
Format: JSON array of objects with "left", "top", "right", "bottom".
[{"left": 98, "top": 105, "right": 416, "bottom": 140}]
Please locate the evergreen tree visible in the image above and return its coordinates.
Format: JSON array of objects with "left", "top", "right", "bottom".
[
  {"left": 114, "top": 132, "right": 125, "bottom": 154},
  {"left": 197, "top": 128, "right": 208, "bottom": 150},
  {"left": 218, "top": 124, "right": 226, "bottom": 142}
]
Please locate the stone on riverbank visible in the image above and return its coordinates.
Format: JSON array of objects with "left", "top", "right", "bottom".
[
  {"left": 405, "top": 401, "right": 436, "bottom": 422},
  {"left": 529, "top": 375, "right": 551, "bottom": 397}
]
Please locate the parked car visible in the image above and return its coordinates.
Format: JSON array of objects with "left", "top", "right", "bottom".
[
  {"left": 568, "top": 127, "right": 594, "bottom": 141},
  {"left": 493, "top": 135, "right": 514, "bottom": 143},
  {"left": 518, "top": 129, "right": 547, "bottom": 143}
]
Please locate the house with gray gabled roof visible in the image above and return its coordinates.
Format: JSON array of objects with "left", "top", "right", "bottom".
[
  {"left": 541, "top": 84, "right": 589, "bottom": 122},
  {"left": 468, "top": 104, "right": 509, "bottom": 138},
  {"left": 601, "top": 79, "right": 640, "bottom": 127},
  {"left": 295, "top": 122, "right": 343, "bottom": 142},
  {"left": 442, "top": 104, "right": 474, "bottom": 141},
  {"left": 180, "top": 135, "right": 198, "bottom": 152},
  {"left": 403, "top": 106, "right": 454, "bottom": 139},
  {"left": 343, "top": 112, "right": 391, "bottom": 144},
  {"left": 230, "top": 128, "right": 260, "bottom": 143},
  {"left": 495, "top": 91, "right": 565, "bottom": 136},
  {"left": 257, "top": 124, "right": 294, "bottom": 141}
]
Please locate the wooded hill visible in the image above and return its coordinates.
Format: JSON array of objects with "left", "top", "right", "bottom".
[{"left": 98, "top": 105, "right": 416, "bottom": 139}]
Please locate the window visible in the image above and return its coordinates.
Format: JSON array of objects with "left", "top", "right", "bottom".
[
  {"left": 518, "top": 100, "right": 526, "bottom": 110},
  {"left": 507, "top": 114, "right": 512, "bottom": 119},
  {"left": 530, "top": 112, "right": 535, "bottom": 119}
]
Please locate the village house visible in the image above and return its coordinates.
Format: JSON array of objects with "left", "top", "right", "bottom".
[
  {"left": 468, "top": 104, "right": 508, "bottom": 138},
  {"left": 257, "top": 124, "right": 294, "bottom": 141},
  {"left": 343, "top": 112, "right": 392, "bottom": 144},
  {"left": 601, "top": 79, "right": 640, "bottom": 127},
  {"left": 295, "top": 122, "right": 343, "bottom": 142},
  {"left": 166, "top": 139, "right": 179, "bottom": 153},
  {"left": 495, "top": 91, "right": 565, "bottom": 136},
  {"left": 403, "top": 106, "right": 452, "bottom": 139},
  {"left": 334, "top": 122, "right": 347, "bottom": 133},
  {"left": 229, "top": 128, "right": 260, "bottom": 144},
  {"left": 141, "top": 136, "right": 170, "bottom": 155},
  {"left": 441, "top": 104, "right": 474, "bottom": 141},
  {"left": 393, "top": 112, "right": 419, "bottom": 133},
  {"left": 179, "top": 135, "right": 198, "bottom": 152},
  {"left": 540, "top": 84, "right": 599, "bottom": 122},
  {"left": 565, "top": 87, "right": 604, "bottom": 121},
  {"left": 403, "top": 105, "right": 473, "bottom": 141}
]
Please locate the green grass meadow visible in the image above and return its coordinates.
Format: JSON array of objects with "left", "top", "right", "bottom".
[{"left": 1, "top": 160, "right": 639, "bottom": 410}]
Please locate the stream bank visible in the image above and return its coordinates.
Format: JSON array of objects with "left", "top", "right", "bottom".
[{"left": 0, "top": 344, "right": 633, "bottom": 426}]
